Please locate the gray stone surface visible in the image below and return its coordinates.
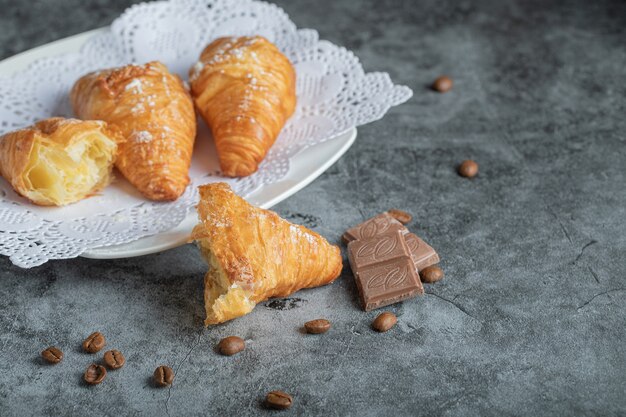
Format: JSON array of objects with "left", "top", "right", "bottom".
[{"left": 1, "top": 0, "right": 625, "bottom": 415}]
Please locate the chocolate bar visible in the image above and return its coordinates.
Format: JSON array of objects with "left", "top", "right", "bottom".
[
  {"left": 348, "top": 230, "right": 423, "bottom": 311},
  {"left": 344, "top": 211, "right": 440, "bottom": 311}
]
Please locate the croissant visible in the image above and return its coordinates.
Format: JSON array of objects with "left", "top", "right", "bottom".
[
  {"left": 0, "top": 118, "right": 119, "bottom": 206},
  {"left": 71, "top": 61, "right": 196, "bottom": 201},
  {"left": 192, "top": 183, "right": 342, "bottom": 325},
  {"left": 189, "top": 36, "right": 296, "bottom": 177}
]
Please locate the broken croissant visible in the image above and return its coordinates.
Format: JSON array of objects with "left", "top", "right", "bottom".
[
  {"left": 0, "top": 118, "right": 119, "bottom": 206},
  {"left": 71, "top": 61, "right": 196, "bottom": 201},
  {"left": 192, "top": 183, "right": 342, "bottom": 325},
  {"left": 189, "top": 36, "right": 296, "bottom": 177}
]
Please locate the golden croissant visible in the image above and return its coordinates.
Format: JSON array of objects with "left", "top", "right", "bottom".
[
  {"left": 192, "top": 183, "right": 342, "bottom": 325},
  {"left": 189, "top": 36, "right": 296, "bottom": 177},
  {"left": 71, "top": 61, "right": 196, "bottom": 201},
  {"left": 0, "top": 117, "right": 119, "bottom": 206}
]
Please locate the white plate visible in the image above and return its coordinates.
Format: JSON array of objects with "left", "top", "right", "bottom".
[{"left": 0, "top": 28, "right": 357, "bottom": 259}]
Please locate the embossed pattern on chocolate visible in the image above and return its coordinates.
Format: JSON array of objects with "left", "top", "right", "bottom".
[
  {"left": 345, "top": 211, "right": 441, "bottom": 311},
  {"left": 349, "top": 230, "right": 409, "bottom": 269},
  {"left": 342, "top": 213, "right": 407, "bottom": 243},
  {"left": 353, "top": 258, "right": 421, "bottom": 311},
  {"left": 348, "top": 229, "right": 423, "bottom": 311}
]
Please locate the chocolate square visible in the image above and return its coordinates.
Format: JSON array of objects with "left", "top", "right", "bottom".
[
  {"left": 353, "top": 257, "right": 422, "bottom": 311},
  {"left": 404, "top": 233, "right": 440, "bottom": 271},
  {"left": 347, "top": 230, "right": 410, "bottom": 270},
  {"left": 342, "top": 212, "right": 407, "bottom": 243}
]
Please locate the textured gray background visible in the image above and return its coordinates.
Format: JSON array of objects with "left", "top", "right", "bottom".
[{"left": 1, "top": 0, "right": 625, "bottom": 416}]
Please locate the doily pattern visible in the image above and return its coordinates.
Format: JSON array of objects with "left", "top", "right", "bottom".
[{"left": 0, "top": 0, "right": 412, "bottom": 268}]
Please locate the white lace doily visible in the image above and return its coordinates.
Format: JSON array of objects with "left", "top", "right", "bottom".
[{"left": 0, "top": 0, "right": 412, "bottom": 268}]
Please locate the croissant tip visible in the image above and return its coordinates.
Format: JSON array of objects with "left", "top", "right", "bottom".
[{"left": 141, "top": 178, "right": 188, "bottom": 201}]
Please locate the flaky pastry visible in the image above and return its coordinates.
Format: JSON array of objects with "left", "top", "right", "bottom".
[
  {"left": 192, "top": 183, "right": 342, "bottom": 325},
  {"left": 0, "top": 118, "right": 119, "bottom": 206},
  {"left": 189, "top": 36, "right": 296, "bottom": 177},
  {"left": 71, "top": 61, "right": 196, "bottom": 201}
]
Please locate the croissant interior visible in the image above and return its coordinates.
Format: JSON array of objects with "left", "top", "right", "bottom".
[
  {"left": 197, "top": 241, "right": 256, "bottom": 324},
  {"left": 22, "top": 131, "right": 116, "bottom": 205}
]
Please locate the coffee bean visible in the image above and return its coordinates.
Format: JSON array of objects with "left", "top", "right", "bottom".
[
  {"left": 153, "top": 365, "right": 174, "bottom": 387},
  {"left": 41, "top": 346, "right": 63, "bottom": 364},
  {"left": 458, "top": 160, "right": 478, "bottom": 178},
  {"left": 388, "top": 209, "right": 412, "bottom": 225},
  {"left": 372, "top": 312, "right": 397, "bottom": 332},
  {"left": 82, "top": 332, "right": 106, "bottom": 353},
  {"left": 103, "top": 349, "right": 125, "bottom": 370},
  {"left": 84, "top": 364, "right": 107, "bottom": 385},
  {"left": 432, "top": 75, "right": 453, "bottom": 93},
  {"left": 304, "top": 319, "right": 331, "bottom": 334},
  {"left": 218, "top": 336, "right": 245, "bottom": 356},
  {"left": 421, "top": 265, "right": 444, "bottom": 283},
  {"left": 266, "top": 390, "right": 293, "bottom": 410}
]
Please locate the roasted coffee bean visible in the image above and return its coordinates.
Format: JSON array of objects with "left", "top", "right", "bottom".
[
  {"left": 372, "top": 312, "right": 398, "bottom": 332},
  {"left": 82, "top": 332, "right": 106, "bottom": 353},
  {"left": 218, "top": 336, "right": 245, "bottom": 356},
  {"left": 153, "top": 365, "right": 174, "bottom": 387},
  {"left": 388, "top": 209, "right": 412, "bottom": 225},
  {"left": 84, "top": 364, "right": 107, "bottom": 385},
  {"left": 421, "top": 265, "right": 444, "bottom": 283},
  {"left": 432, "top": 75, "right": 453, "bottom": 93},
  {"left": 266, "top": 390, "right": 293, "bottom": 410},
  {"left": 458, "top": 160, "right": 479, "bottom": 178},
  {"left": 304, "top": 319, "right": 331, "bottom": 334},
  {"left": 103, "top": 349, "right": 125, "bottom": 370},
  {"left": 41, "top": 346, "right": 63, "bottom": 364}
]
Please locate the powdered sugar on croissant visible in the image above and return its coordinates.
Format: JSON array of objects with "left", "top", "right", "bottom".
[
  {"left": 71, "top": 61, "right": 196, "bottom": 201},
  {"left": 189, "top": 36, "right": 296, "bottom": 177}
]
